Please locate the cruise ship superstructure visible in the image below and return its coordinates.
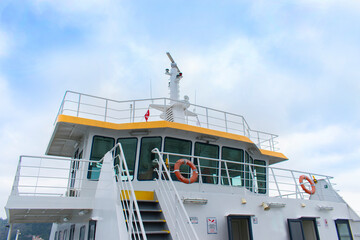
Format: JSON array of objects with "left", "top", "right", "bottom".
[{"left": 5, "top": 53, "right": 360, "bottom": 240}]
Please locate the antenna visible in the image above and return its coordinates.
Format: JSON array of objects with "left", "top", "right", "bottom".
[
  {"left": 166, "top": 52, "right": 174, "bottom": 63},
  {"left": 166, "top": 52, "right": 181, "bottom": 73}
]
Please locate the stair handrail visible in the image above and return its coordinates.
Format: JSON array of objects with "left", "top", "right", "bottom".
[
  {"left": 112, "top": 143, "right": 147, "bottom": 240},
  {"left": 152, "top": 148, "right": 200, "bottom": 240}
]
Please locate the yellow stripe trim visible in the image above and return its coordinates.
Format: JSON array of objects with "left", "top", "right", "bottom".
[
  {"left": 120, "top": 190, "right": 154, "bottom": 201},
  {"left": 259, "top": 149, "right": 287, "bottom": 160},
  {"left": 57, "top": 114, "right": 287, "bottom": 160},
  {"left": 57, "top": 114, "right": 253, "bottom": 143}
]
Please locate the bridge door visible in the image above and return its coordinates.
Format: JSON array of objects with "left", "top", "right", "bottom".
[{"left": 227, "top": 215, "right": 253, "bottom": 240}]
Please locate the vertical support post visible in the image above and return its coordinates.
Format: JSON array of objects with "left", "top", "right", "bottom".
[
  {"left": 271, "top": 168, "right": 282, "bottom": 198},
  {"left": 224, "top": 161, "right": 232, "bottom": 187},
  {"left": 35, "top": 157, "right": 43, "bottom": 195},
  {"left": 6, "top": 224, "right": 12, "bottom": 240},
  {"left": 242, "top": 117, "right": 246, "bottom": 136},
  {"left": 15, "top": 230, "right": 20, "bottom": 240},
  {"left": 104, "top": 99, "right": 108, "bottom": 122},
  {"left": 129, "top": 104, "right": 132, "bottom": 122},
  {"left": 206, "top": 108, "right": 209, "bottom": 128},
  {"left": 224, "top": 112, "right": 228, "bottom": 132},
  {"left": 291, "top": 171, "right": 302, "bottom": 199},
  {"left": 257, "top": 132, "right": 261, "bottom": 149},
  {"left": 77, "top": 94, "right": 81, "bottom": 117},
  {"left": 132, "top": 101, "right": 136, "bottom": 123},
  {"left": 11, "top": 157, "right": 22, "bottom": 196}
]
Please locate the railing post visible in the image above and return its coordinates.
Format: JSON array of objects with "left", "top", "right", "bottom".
[
  {"left": 206, "top": 108, "right": 209, "bottom": 128},
  {"left": 34, "top": 157, "right": 43, "bottom": 195},
  {"left": 224, "top": 162, "right": 232, "bottom": 187},
  {"left": 224, "top": 112, "right": 228, "bottom": 132},
  {"left": 129, "top": 104, "right": 133, "bottom": 123},
  {"left": 132, "top": 101, "right": 136, "bottom": 123},
  {"left": 77, "top": 94, "right": 81, "bottom": 117},
  {"left": 11, "top": 157, "right": 22, "bottom": 196},
  {"left": 6, "top": 224, "right": 12, "bottom": 240},
  {"left": 257, "top": 132, "right": 261, "bottom": 149},
  {"left": 291, "top": 171, "right": 302, "bottom": 199},
  {"left": 242, "top": 117, "right": 246, "bottom": 136},
  {"left": 271, "top": 168, "right": 282, "bottom": 198},
  {"left": 104, "top": 99, "right": 108, "bottom": 122}
]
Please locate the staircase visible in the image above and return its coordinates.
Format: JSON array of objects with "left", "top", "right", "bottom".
[{"left": 122, "top": 191, "right": 172, "bottom": 240}]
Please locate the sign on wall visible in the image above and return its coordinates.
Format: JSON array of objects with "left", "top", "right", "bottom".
[{"left": 207, "top": 217, "right": 218, "bottom": 234}]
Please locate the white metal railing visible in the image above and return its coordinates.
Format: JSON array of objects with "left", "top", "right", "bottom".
[
  {"left": 112, "top": 143, "right": 147, "bottom": 240},
  {"left": 10, "top": 155, "right": 96, "bottom": 197},
  {"left": 156, "top": 151, "right": 337, "bottom": 201},
  {"left": 152, "top": 148, "right": 199, "bottom": 240},
  {"left": 56, "top": 91, "right": 279, "bottom": 151}
]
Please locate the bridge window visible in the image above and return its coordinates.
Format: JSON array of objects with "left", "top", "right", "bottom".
[
  {"left": 164, "top": 137, "right": 192, "bottom": 181},
  {"left": 254, "top": 160, "right": 266, "bottom": 194},
  {"left": 88, "top": 136, "right": 115, "bottom": 180},
  {"left": 221, "top": 147, "right": 244, "bottom": 187},
  {"left": 138, "top": 137, "right": 162, "bottom": 180},
  {"left": 116, "top": 138, "right": 138, "bottom": 180},
  {"left": 195, "top": 142, "right": 219, "bottom": 184}
]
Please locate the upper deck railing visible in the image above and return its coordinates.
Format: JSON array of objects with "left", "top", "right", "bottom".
[
  {"left": 56, "top": 91, "right": 279, "bottom": 151},
  {"left": 10, "top": 153, "right": 337, "bottom": 202}
]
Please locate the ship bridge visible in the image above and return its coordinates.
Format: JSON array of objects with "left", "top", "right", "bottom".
[{"left": 5, "top": 53, "right": 360, "bottom": 240}]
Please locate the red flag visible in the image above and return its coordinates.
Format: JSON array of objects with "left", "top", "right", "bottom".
[{"left": 144, "top": 109, "right": 150, "bottom": 122}]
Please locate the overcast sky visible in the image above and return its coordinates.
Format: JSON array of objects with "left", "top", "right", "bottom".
[{"left": 1, "top": 0, "right": 360, "bottom": 218}]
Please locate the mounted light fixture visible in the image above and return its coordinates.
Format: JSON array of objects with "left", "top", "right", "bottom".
[
  {"left": 183, "top": 198, "right": 208, "bottom": 205},
  {"left": 261, "top": 202, "right": 286, "bottom": 210},
  {"left": 268, "top": 202, "right": 286, "bottom": 208},
  {"left": 318, "top": 205, "right": 334, "bottom": 211},
  {"left": 261, "top": 202, "right": 270, "bottom": 211},
  {"left": 78, "top": 210, "right": 89, "bottom": 216}
]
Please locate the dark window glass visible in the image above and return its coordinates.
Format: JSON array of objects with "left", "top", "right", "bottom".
[
  {"left": 88, "top": 136, "right": 115, "bottom": 180},
  {"left": 54, "top": 231, "right": 58, "bottom": 240},
  {"left": 58, "top": 231, "right": 62, "bottom": 240},
  {"left": 69, "top": 225, "right": 75, "bottom": 240},
  {"left": 335, "top": 219, "right": 353, "bottom": 240},
  {"left": 288, "top": 219, "right": 305, "bottom": 240},
  {"left": 138, "top": 137, "right": 162, "bottom": 180},
  {"left": 115, "top": 138, "right": 138, "bottom": 180},
  {"left": 288, "top": 218, "right": 319, "bottom": 240},
  {"left": 227, "top": 215, "right": 253, "bottom": 240},
  {"left": 221, "top": 147, "right": 244, "bottom": 186},
  {"left": 164, "top": 137, "right": 192, "bottom": 181},
  {"left": 79, "top": 226, "right": 86, "bottom": 240},
  {"left": 254, "top": 160, "right": 266, "bottom": 194},
  {"left": 63, "top": 230, "right": 67, "bottom": 240},
  {"left": 194, "top": 142, "right": 219, "bottom": 184},
  {"left": 88, "top": 220, "right": 97, "bottom": 240}
]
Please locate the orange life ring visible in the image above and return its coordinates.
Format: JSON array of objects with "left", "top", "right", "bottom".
[
  {"left": 299, "top": 175, "right": 316, "bottom": 195},
  {"left": 174, "top": 159, "right": 198, "bottom": 184}
]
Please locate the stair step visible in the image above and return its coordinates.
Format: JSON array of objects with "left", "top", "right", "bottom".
[
  {"left": 146, "top": 230, "right": 170, "bottom": 235},
  {"left": 133, "top": 230, "right": 170, "bottom": 235},
  {"left": 126, "top": 219, "right": 166, "bottom": 223},
  {"left": 125, "top": 199, "right": 159, "bottom": 203},
  {"left": 124, "top": 209, "right": 162, "bottom": 213}
]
